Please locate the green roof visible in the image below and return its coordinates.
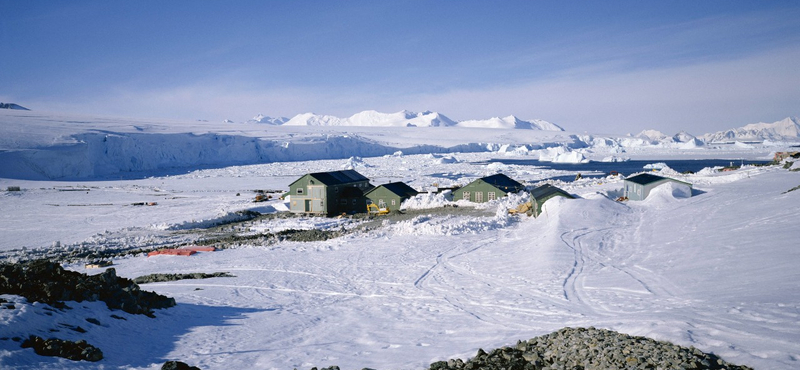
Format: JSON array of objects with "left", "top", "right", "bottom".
[
  {"left": 478, "top": 173, "right": 524, "bottom": 192},
  {"left": 530, "top": 184, "right": 574, "bottom": 200},
  {"left": 365, "top": 182, "right": 418, "bottom": 198},
  {"left": 625, "top": 173, "right": 691, "bottom": 186},
  {"left": 290, "top": 170, "right": 369, "bottom": 187}
]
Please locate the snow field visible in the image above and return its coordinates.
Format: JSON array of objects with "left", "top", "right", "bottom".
[
  {"left": 2, "top": 162, "right": 798, "bottom": 369},
  {"left": 1, "top": 110, "right": 799, "bottom": 369}
]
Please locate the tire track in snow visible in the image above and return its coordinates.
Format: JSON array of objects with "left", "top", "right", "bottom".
[
  {"left": 411, "top": 236, "right": 506, "bottom": 324},
  {"left": 559, "top": 228, "right": 593, "bottom": 307}
]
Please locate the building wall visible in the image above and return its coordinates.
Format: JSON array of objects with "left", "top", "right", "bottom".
[
  {"left": 288, "top": 174, "right": 370, "bottom": 215},
  {"left": 453, "top": 180, "right": 505, "bottom": 203},
  {"left": 624, "top": 179, "right": 692, "bottom": 201},
  {"left": 624, "top": 182, "right": 645, "bottom": 201},
  {"left": 365, "top": 187, "right": 404, "bottom": 210}
]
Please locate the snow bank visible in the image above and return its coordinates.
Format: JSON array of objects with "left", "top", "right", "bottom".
[
  {"left": 153, "top": 210, "right": 258, "bottom": 231},
  {"left": 388, "top": 212, "right": 513, "bottom": 236},
  {"left": 401, "top": 191, "right": 452, "bottom": 210},
  {"left": 642, "top": 181, "right": 692, "bottom": 204}
]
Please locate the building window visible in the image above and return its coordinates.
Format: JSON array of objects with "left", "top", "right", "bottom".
[
  {"left": 391, "top": 199, "right": 396, "bottom": 206},
  {"left": 352, "top": 199, "right": 357, "bottom": 205},
  {"left": 488, "top": 192, "right": 496, "bottom": 201},
  {"left": 334, "top": 186, "right": 339, "bottom": 193},
  {"left": 296, "top": 188, "right": 304, "bottom": 194},
  {"left": 462, "top": 191, "right": 470, "bottom": 201},
  {"left": 475, "top": 192, "right": 483, "bottom": 202},
  {"left": 340, "top": 199, "right": 347, "bottom": 205}
]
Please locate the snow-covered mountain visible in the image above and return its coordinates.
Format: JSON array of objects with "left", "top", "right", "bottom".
[
  {"left": 672, "top": 131, "right": 698, "bottom": 143},
  {"left": 627, "top": 117, "right": 799, "bottom": 146},
  {"left": 0, "top": 103, "right": 29, "bottom": 110},
  {"left": 635, "top": 129, "right": 670, "bottom": 143},
  {"left": 283, "top": 110, "right": 456, "bottom": 127},
  {"left": 456, "top": 115, "right": 564, "bottom": 131},
  {"left": 702, "top": 117, "right": 800, "bottom": 142},
  {"left": 281, "top": 110, "right": 563, "bottom": 130},
  {"left": 248, "top": 114, "right": 289, "bottom": 125}
]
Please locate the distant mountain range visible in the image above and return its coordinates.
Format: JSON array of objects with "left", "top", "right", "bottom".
[
  {"left": 701, "top": 117, "right": 800, "bottom": 142},
  {"left": 626, "top": 117, "right": 800, "bottom": 144},
  {"left": 245, "top": 110, "right": 564, "bottom": 131},
  {"left": 0, "top": 103, "right": 30, "bottom": 110},
  {"left": 243, "top": 110, "right": 799, "bottom": 141}
]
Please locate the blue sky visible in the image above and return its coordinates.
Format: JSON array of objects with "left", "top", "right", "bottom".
[{"left": 2, "top": 1, "right": 799, "bottom": 134}]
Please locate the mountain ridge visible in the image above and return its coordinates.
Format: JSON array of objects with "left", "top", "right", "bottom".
[
  {"left": 276, "top": 110, "right": 563, "bottom": 130},
  {"left": 702, "top": 116, "right": 800, "bottom": 142}
]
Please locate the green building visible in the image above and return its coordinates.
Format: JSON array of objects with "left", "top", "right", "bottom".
[
  {"left": 287, "top": 170, "right": 372, "bottom": 215},
  {"left": 529, "top": 184, "right": 574, "bottom": 217},
  {"left": 623, "top": 173, "right": 692, "bottom": 201},
  {"left": 364, "top": 182, "right": 419, "bottom": 212},
  {"left": 452, "top": 173, "right": 524, "bottom": 203}
]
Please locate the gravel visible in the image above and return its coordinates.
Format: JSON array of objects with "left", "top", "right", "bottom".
[{"left": 428, "top": 327, "right": 753, "bottom": 370}]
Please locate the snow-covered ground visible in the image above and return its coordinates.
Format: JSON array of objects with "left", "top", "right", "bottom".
[{"left": 1, "top": 111, "right": 799, "bottom": 369}]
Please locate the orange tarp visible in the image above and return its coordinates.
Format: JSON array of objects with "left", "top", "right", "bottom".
[
  {"left": 180, "top": 246, "right": 216, "bottom": 252},
  {"left": 146, "top": 245, "right": 215, "bottom": 257},
  {"left": 147, "top": 249, "right": 196, "bottom": 257}
]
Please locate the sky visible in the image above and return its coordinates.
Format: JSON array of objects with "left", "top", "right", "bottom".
[{"left": 1, "top": 1, "right": 799, "bottom": 134}]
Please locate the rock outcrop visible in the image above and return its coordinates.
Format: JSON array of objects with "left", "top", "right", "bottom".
[{"left": 0, "top": 260, "right": 175, "bottom": 316}]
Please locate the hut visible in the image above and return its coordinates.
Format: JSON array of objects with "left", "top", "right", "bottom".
[
  {"left": 623, "top": 173, "right": 692, "bottom": 201},
  {"left": 452, "top": 173, "right": 524, "bottom": 203},
  {"left": 287, "top": 170, "right": 372, "bottom": 215},
  {"left": 529, "top": 184, "right": 574, "bottom": 217},
  {"left": 364, "top": 182, "right": 419, "bottom": 212}
]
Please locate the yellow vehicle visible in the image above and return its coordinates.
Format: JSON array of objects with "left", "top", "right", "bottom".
[
  {"left": 507, "top": 201, "right": 532, "bottom": 216},
  {"left": 366, "top": 203, "right": 390, "bottom": 215}
]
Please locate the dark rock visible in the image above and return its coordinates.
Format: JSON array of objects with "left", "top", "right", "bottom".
[
  {"left": 85, "top": 317, "right": 101, "bottom": 325},
  {"left": 21, "top": 335, "right": 103, "bottom": 362},
  {"left": 161, "top": 361, "right": 200, "bottom": 370},
  {"left": 162, "top": 360, "right": 202, "bottom": 370},
  {"left": 0, "top": 260, "right": 175, "bottom": 316},
  {"left": 133, "top": 272, "right": 234, "bottom": 284}
]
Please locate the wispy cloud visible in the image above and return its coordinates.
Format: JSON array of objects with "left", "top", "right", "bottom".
[
  {"left": 401, "top": 45, "right": 800, "bottom": 134},
  {"left": 27, "top": 44, "right": 799, "bottom": 136}
]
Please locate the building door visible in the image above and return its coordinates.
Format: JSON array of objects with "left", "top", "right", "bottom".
[
  {"left": 308, "top": 186, "right": 325, "bottom": 213},
  {"left": 304, "top": 199, "right": 311, "bottom": 212}
]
